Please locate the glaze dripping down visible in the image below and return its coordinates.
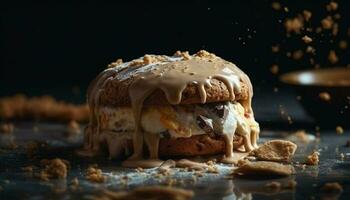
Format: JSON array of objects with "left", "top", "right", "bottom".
[{"left": 80, "top": 50, "right": 260, "bottom": 168}]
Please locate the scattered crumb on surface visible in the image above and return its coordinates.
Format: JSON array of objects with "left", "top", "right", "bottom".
[
  {"left": 302, "top": 35, "right": 312, "bottom": 43},
  {"left": 0, "top": 95, "right": 89, "bottom": 122},
  {"left": 321, "top": 182, "right": 343, "bottom": 193},
  {"left": 336, "top": 126, "right": 344, "bottom": 134},
  {"left": 174, "top": 51, "right": 191, "bottom": 60},
  {"left": 95, "top": 186, "right": 194, "bottom": 200},
  {"left": 0, "top": 123, "right": 14, "bottom": 134},
  {"left": 86, "top": 165, "right": 106, "bottom": 183},
  {"left": 305, "top": 151, "right": 320, "bottom": 166},
  {"left": 286, "top": 130, "right": 315, "bottom": 143},
  {"left": 21, "top": 165, "right": 34, "bottom": 173},
  {"left": 233, "top": 160, "right": 295, "bottom": 176},
  {"left": 306, "top": 46, "right": 316, "bottom": 54},
  {"left": 271, "top": 45, "right": 280, "bottom": 53},
  {"left": 319, "top": 92, "right": 331, "bottom": 101},
  {"left": 250, "top": 140, "right": 297, "bottom": 162},
  {"left": 66, "top": 120, "right": 81, "bottom": 136},
  {"left": 328, "top": 50, "right": 338, "bottom": 64},
  {"left": 39, "top": 158, "right": 70, "bottom": 181}
]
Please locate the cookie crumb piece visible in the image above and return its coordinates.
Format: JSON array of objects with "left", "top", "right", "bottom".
[
  {"left": 305, "top": 151, "right": 320, "bottom": 165},
  {"left": 339, "top": 40, "right": 348, "bottom": 49},
  {"left": 321, "top": 16, "right": 334, "bottom": 30},
  {"left": 303, "top": 10, "right": 312, "bottom": 21},
  {"left": 39, "top": 158, "right": 70, "bottom": 181},
  {"left": 174, "top": 51, "right": 192, "bottom": 60},
  {"left": 271, "top": 2, "right": 281, "bottom": 11},
  {"left": 86, "top": 165, "right": 106, "bottom": 183},
  {"left": 336, "top": 126, "right": 344, "bottom": 134},
  {"left": 284, "top": 18, "right": 304, "bottom": 34},
  {"left": 233, "top": 161, "right": 295, "bottom": 176},
  {"left": 326, "top": 2, "right": 338, "bottom": 12},
  {"left": 302, "top": 35, "right": 313, "bottom": 43},
  {"left": 321, "top": 182, "right": 343, "bottom": 193},
  {"left": 107, "top": 58, "right": 123, "bottom": 68},
  {"left": 271, "top": 45, "right": 280, "bottom": 53},
  {"left": 0, "top": 123, "right": 14, "bottom": 134},
  {"left": 292, "top": 50, "right": 303, "bottom": 60},
  {"left": 319, "top": 92, "right": 331, "bottom": 101},
  {"left": 270, "top": 64, "right": 279, "bottom": 75},
  {"left": 22, "top": 165, "right": 34, "bottom": 173},
  {"left": 250, "top": 140, "right": 297, "bottom": 162},
  {"left": 67, "top": 120, "right": 81, "bottom": 136}
]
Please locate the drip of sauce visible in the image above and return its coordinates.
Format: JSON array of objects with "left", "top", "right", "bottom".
[{"left": 81, "top": 51, "right": 259, "bottom": 168}]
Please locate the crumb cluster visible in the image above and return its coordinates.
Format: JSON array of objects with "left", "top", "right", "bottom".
[
  {"left": 86, "top": 165, "right": 106, "bottom": 183},
  {"left": 39, "top": 158, "right": 70, "bottom": 181}
]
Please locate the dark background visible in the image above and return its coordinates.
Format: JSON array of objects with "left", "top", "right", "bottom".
[{"left": 1, "top": 0, "right": 349, "bottom": 102}]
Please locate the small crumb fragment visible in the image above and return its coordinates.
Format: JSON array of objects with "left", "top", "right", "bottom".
[
  {"left": 271, "top": 2, "right": 281, "bottom": 11},
  {"left": 336, "top": 126, "right": 344, "bottom": 134},
  {"left": 174, "top": 51, "right": 191, "bottom": 60},
  {"left": 319, "top": 92, "right": 331, "bottom": 101},
  {"left": 332, "top": 23, "right": 339, "bottom": 36},
  {"left": 339, "top": 40, "right": 348, "bottom": 49},
  {"left": 284, "top": 18, "right": 304, "bottom": 34},
  {"left": 303, "top": 10, "right": 312, "bottom": 21},
  {"left": 270, "top": 64, "right": 279, "bottom": 75},
  {"left": 233, "top": 161, "right": 295, "bottom": 176},
  {"left": 302, "top": 35, "right": 313, "bottom": 43},
  {"left": 305, "top": 151, "right": 320, "bottom": 165},
  {"left": 286, "top": 130, "right": 315, "bottom": 143},
  {"left": 70, "top": 177, "right": 79, "bottom": 190},
  {"left": 271, "top": 45, "right": 280, "bottom": 53},
  {"left": 107, "top": 58, "right": 123, "bottom": 68},
  {"left": 39, "top": 158, "right": 70, "bottom": 181},
  {"left": 86, "top": 165, "right": 106, "bottom": 183},
  {"left": 326, "top": 1, "right": 338, "bottom": 12},
  {"left": 143, "top": 54, "right": 154, "bottom": 65},
  {"left": 321, "top": 182, "right": 343, "bottom": 193},
  {"left": 340, "top": 153, "right": 345, "bottom": 160},
  {"left": 321, "top": 16, "right": 334, "bottom": 30},
  {"left": 0, "top": 123, "right": 14, "bottom": 134},
  {"left": 66, "top": 120, "right": 81, "bottom": 136},
  {"left": 292, "top": 50, "right": 303, "bottom": 60},
  {"left": 250, "top": 140, "right": 297, "bottom": 162},
  {"left": 306, "top": 46, "right": 316, "bottom": 54}
]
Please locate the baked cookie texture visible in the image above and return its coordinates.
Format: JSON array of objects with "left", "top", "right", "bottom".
[{"left": 81, "top": 50, "right": 260, "bottom": 167}]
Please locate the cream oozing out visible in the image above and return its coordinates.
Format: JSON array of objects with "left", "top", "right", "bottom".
[{"left": 80, "top": 51, "right": 260, "bottom": 167}]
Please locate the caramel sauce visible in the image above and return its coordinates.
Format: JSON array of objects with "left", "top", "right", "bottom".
[{"left": 81, "top": 51, "right": 260, "bottom": 168}]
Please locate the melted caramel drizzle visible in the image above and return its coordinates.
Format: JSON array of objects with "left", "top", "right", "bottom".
[{"left": 82, "top": 51, "right": 259, "bottom": 167}]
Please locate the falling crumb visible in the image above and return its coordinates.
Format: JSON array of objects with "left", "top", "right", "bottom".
[
  {"left": 333, "top": 13, "right": 341, "bottom": 19},
  {"left": 339, "top": 40, "right": 348, "bottom": 49},
  {"left": 86, "top": 165, "right": 106, "bottom": 183},
  {"left": 39, "top": 158, "right": 70, "bottom": 181},
  {"left": 284, "top": 18, "right": 304, "bottom": 34},
  {"left": 321, "top": 16, "right": 334, "bottom": 30},
  {"left": 284, "top": 7, "right": 289, "bottom": 12},
  {"left": 305, "top": 151, "right": 320, "bottom": 165},
  {"left": 271, "top": 45, "right": 280, "bottom": 53},
  {"left": 306, "top": 46, "right": 316, "bottom": 54},
  {"left": 326, "top": 1, "right": 338, "bottom": 12},
  {"left": 286, "top": 130, "right": 315, "bottom": 143},
  {"left": 303, "top": 10, "right": 312, "bottom": 21},
  {"left": 292, "top": 50, "right": 303, "bottom": 60},
  {"left": 302, "top": 35, "right": 313, "bottom": 43},
  {"left": 321, "top": 182, "right": 343, "bottom": 193},
  {"left": 270, "top": 64, "right": 279, "bottom": 75},
  {"left": 66, "top": 120, "right": 81, "bottom": 136},
  {"left": 107, "top": 58, "right": 123, "bottom": 68},
  {"left": 336, "top": 126, "right": 344, "bottom": 134},
  {"left": 0, "top": 123, "right": 14, "bottom": 134},
  {"left": 328, "top": 50, "right": 338, "bottom": 64},
  {"left": 319, "top": 92, "right": 331, "bottom": 101},
  {"left": 332, "top": 23, "right": 339, "bottom": 36},
  {"left": 271, "top": 2, "right": 281, "bottom": 11}
]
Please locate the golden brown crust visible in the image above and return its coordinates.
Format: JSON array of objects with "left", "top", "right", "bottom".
[
  {"left": 99, "top": 78, "right": 249, "bottom": 107},
  {"left": 158, "top": 135, "right": 225, "bottom": 157}
]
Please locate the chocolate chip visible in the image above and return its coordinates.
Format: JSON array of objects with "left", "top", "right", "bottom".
[
  {"left": 213, "top": 104, "right": 228, "bottom": 119},
  {"left": 196, "top": 115, "right": 214, "bottom": 137}
]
